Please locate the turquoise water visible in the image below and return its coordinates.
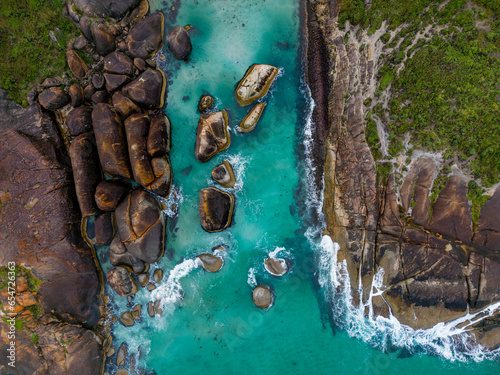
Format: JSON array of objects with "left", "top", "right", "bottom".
[{"left": 101, "top": 0, "right": 500, "bottom": 374}]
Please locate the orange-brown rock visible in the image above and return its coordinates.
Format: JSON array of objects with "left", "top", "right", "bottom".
[
  {"left": 106, "top": 266, "right": 138, "bottom": 296},
  {"left": 66, "top": 105, "right": 93, "bottom": 136},
  {"left": 147, "top": 114, "right": 171, "bottom": 157},
  {"left": 194, "top": 110, "right": 230, "bottom": 162},
  {"left": 69, "top": 82, "right": 84, "bottom": 108},
  {"left": 95, "top": 180, "right": 130, "bottom": 211},
  {"left": 109, "top": 232, "right": 146, "bottom": 274},
  {"left": 122, "top": 69, "right": 166, "bottom": 108},
  {"left": 198, "top": 187, "right": 234, "bottom": 232},
  {"left": 91, "top": 20, "right": 116, "bottom": 56},
  {"left": 211, "top": 161, "right": 236, "bottom": 188},
  {"left": 104, "top": 51, "right": 135, "bottom": 76},
  {"left": 94, "top": 212, "right": 114, "bottom": 245},
  {"left": 112, "top": 91, "right": 140, "bottom": 119},
  {"left": 124, "top": 113, "right": 155, "bottom": 186},
  {"left": 38, "top": 87, "right": 70, "bottom": 110},
  {"left": 67, "top": 49, "right": 88, "bottom": 79}
]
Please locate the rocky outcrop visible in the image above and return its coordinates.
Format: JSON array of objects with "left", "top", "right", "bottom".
[
  {"left": 70, "top": 0, "right": 142, "bottom": 19},
  {"left": 106, "top": 266, "right": 138, "bottom": 296},
  {"left": 127, "top": 12, "right": 164, "bottom": 60},
  {"left": 197, "top": 254, "right": 223, "bottom": 272},
  {"left": 194, "top": 110, "right": 230, "bottom": 162},
  {"left": 238, "top": 102, "right": 266, "bottom": 132},
  {"left": 264, "top": 258, "right": 288, "bottom": 276},
  {"left": 122, "top": 68, "right": 166, "bottom": 108},
  {"left": 198, "top": 94, "right": 213, "bottom": 111},
  {"left": 235, "top": 64, "right": 278, "bottom": 106},
  {"left": 198, "top": 187, "right": 234, "bottom": 232},
  {"left": 252, "top": 286, "right": 273, "bottom": 309},
  {"left": 166, "top": 25, "right": 192, "bottom": 60},
  {"left": 212, "top": 161, "right": 236, "bottom": 188}
]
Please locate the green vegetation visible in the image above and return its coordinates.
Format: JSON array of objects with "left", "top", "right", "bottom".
[
  {"left": 31, "top": 333, "right": 39, "bottom": 344},
  {"left": 0, "top": 265, "right": 42, "bottom": 292},
  {"left": 467, "top": 180, "right": 491, "bottom": 224},
  {"left": 0, "top": 0, "right": 77, "bottom": 106},
  {"left": 365, "top": 116, "right": 382, "bottom": 160},
  {"left": 429, "top": 166, "right": 452, "bottom": 218}
]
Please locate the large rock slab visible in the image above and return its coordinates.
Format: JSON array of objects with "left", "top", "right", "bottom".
[
  {"left": 115, "top": 189, "right": 165, "bottom": 263},
  {"left": 195, "top": 110, "right": 230, "bottom": 162},
  {"left": 38, "top": 87, "right": 70, "bottom": 110},
  {"left": 127, "top": 12, "right": 164, "bottom": 59},
  {"left": 198, "top": 187, "right": 234, "bottom": 232},
  {"left": 166, "top": 25, "right": 192, "bottom": 60},
  {"left": 104, "top": 51, "right": 135, "bottom": 76},
  {"left": 474, "top": 189, "right": 500, "bottom": 250},
  {"left": 92, "top": 103, "right": 133, "bottom": 179},
  {"left": 122, "top": 69, "right": 166, "bottom": 108},
  {"left": 110, "top": 232, "right": 146, "bottom": 274},
  {"left": 235, "top": 64, "right": 279, "bottom": 106},
  {"left": 66, "top": 105, "right": 93, "bottom": 136},
  {"left": 147, "top": 114, "right": 171, "bottom": 156},
  {"left": 71, "top": 0, "right": 141, "bottom": 19}
]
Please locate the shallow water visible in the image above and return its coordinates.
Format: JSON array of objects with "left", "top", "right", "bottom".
[{"left": 102, "top": 0, "right": 500, "bottom": 374}]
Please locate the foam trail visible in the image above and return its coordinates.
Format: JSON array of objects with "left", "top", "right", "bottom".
[
  {"left": 318, "top": 234, "right": 500, "bottom": 362},
  {"left": 247, "top": 267, "right": 257, "bottom": 288},
  {"left": 150, "top": 259, "right": 199, "bottom": 313}
]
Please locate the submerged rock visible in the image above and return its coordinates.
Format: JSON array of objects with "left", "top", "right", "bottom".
[
  {"left": 235, "top": 64, "right": 278, "bottom": 106},
  {"left": 238, "top": 102, "right": 266, "bottom": 133},
  {"left": 211, "top": 161, "right": 236, "bottom": 188},
  {"left": 38, "top": 87, "right": 70, "bottom": 110},
  {"left": 198, "top": 94, "right": 213, "bottom": 111},
  {"left": 198, "top": 187, "right": 234, "bottom": 232},
  {"left": 115, "top": 189, "right": 165, "bottom": 263},
  {"left": 127, "top": 12, "right": 164, "bottom": 59},
  {"left": 194, "top": 110, "right": 230, "bottom": 162},
  {"left": 252, "top": 286, "right": 273, "bottom": 309},
  {"left": 166, "top": 25, "right": 192, "bottom": 60},
  {"left": 122, "top": 69, "right": 166, "bottom": 108},
  {"left": 153, "top": 269, "right": 163, "bottom": 283},
  {"left": 197, "top": 254, "right": 223, "bottom": 272},
  {"left": 107, "top": 266, "right": 139, "bottom": 296},
  {"left": 264, "top": 258, "right": 288, "bottom": 276}
]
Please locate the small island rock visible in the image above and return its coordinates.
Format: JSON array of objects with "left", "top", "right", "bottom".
[
  {"left": 235, "top": 64, "right": 278, "bottom": 106},
  {"left": 211, "top": 161, "right": 236, "bottom": 188},
  {"left": 239, "top": 102, "right": 266, "bottom": 133},
  {"left": 195, "top": 111, "right": 230, "bottom": 162},
  {"left": 166, "top": 25, "right": 192, "bottom": 60},
  {"left": 197, "top": 254, "right": 223, "bottom": 272},
  {"left": 198, "top": 187, "right": 234, "bottom": 232},
  {"left": 252, "top": 285, "right": 273, "bottom": 309}
]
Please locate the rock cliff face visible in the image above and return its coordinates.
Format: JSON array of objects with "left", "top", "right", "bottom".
[
  {"left": 0, "top": 90, "right": 103, "bottom": 374},
  {"left": 308, "top": 1, "right": 500, "bottom": 349}
]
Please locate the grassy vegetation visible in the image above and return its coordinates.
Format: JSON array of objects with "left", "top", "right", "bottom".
[
  {"left": 467, "top": 180, "right": 491, "bottom": 224},
  {"left": 0, "top": 265, "right": 42, "bottom": 292},
  {"left": 0, "top": 0, "right": 77, "bottom": 106}
]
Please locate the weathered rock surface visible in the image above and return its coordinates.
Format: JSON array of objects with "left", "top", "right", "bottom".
[
  {"left": 198, "top": 187, "right": 234, "bottom": 232},
  {"left": 104, "top": 51, "right": 135, "bottom": 76},
  {"left": 91, "top": 90, "right": 109, "bottom": 104},
  {"left": 69, "top": 83, "right": 84, "bottom": 108},
  {"left": 197, "top": 254, "right": 223, "bottom": 272},
  {"left": 235, "top": 64, "right": 278, "bottom": 106},
  {"left": 122, "top": 69, "right": 166, "bottom": 108},
  {"left": 116, "top": 342, "right": 128, "bottom": 366},
  {"left": 104, "top": 73, "right": 130, "bottom": 92},
  {"left": 71, "top": 0, "right": 141, "bottom": 19},
  {"left": 66, "top": 105, "right": 93, "bottom": 136},
  {"left": 264, "top": 258, "right": 288, "bottom": 276},
  {"left": 125, "top": 114, "right": 155, "bottom": 186},
  {"left": 67, "top": 49, "right": 88, "bottom": 79},
  {"left": 73, "top": 35, "right": 88, "bottom": 50},
  {"left": 198, "top": 94, "right": 213, "bottom": 111},
  {"left": 38, "top": 87, "right": 70, "bottom": 110},
  {"left": 252, "top": 286, "right": 273, "bottom": 309},
  {"left": 238, "top": 102, "right": 266, "bottom": 133},
  {"left": 195, "top": 110, "right": 230, "bottom": 162},
  {"left": 92, "top": 102, "right": 133, "bottom": 179},
  {"left": 91, "top": 20, "right": 116, "bottom": 56},
  {"left": 127, "top": 12, "right": 164, "bottom": 59},
  {"left": 109, "top": 232, "right": 146, "bottom": 274},
  {"left": 94, "top": 212, "right": 114, "bottom": 245},
  {"left": 148, "top": 114, "right": 171, "bottom": 156},
  {"left": 107, "top": 266, "right": 138, "bottom": 296},
  {"left": 211, "top": 161, "right": 236, "bottom": 188},
  {"left": 69, "top": 132, "right": 101, "bottom": 217},
  {"left": 474, "top": 188, "right": 500, "bottom": 250},
  {"left": 92, "top": 74, "right": 105, "bottom": 90},
  {"left": 115, "top": 189, "right": 165, "bottom": 263},
  {"left": 166, "top": 25, "right": 192, "bottom": 60},
  {"left": 120, "top": 311, "right": 135, "bottom": 326},
  {"left": 95, "top": 180, "right": 130, "bottom": 211},
  {"left": 112, "top": 91, "right": 140, "bottom": 119},
  {"left": 153, "top": 269, "right": 163, "bottom": 283}
]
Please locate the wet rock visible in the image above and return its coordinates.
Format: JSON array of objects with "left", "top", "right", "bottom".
[
  {"left": 38, "top": 87, "right": 70, "bottom": 110},
  {"left": 194, "top": 110, "right": 230, "bottom": 162},
  {"left": 238, "top": 102, "right": 266, "bottom": 133},
  {"left": 69, "top": 133, "right": 101, "bottom": 217},
  {"left": 92, "top": 103, "right": 133, "bottom": 179},
  {"left": 198, "top": 187, "right": 234, "bottom": 232},
  {"left": 84, "top": 84, "right": 96, "bottom": 102},
  {"left": 115, "top": 189, "right": 165, "bottom": 263},
  {"left": 124, "top": 113, "right": 154, "bottom": 186},
  {"left": 429, "top": 176, "right": 472, "bottom": 243},
  {"left": 134, "top": 57, "right": 147, "bottom": 71},
  {"left": 91, "top": 21, "right": 116, "bottom": 56},
  {"left": 132, "top": 304, "right": 141, "bottom": 320},
  {"left": 73, "top": 35, "right": 88, "bottom": 50},
  {"left": 71, "top": 0, "right": 142, "bottom": 19},
  {"left": 120, "top": 311, "right": 134, "bottom": 327},
  {"left": 92, "top": 74, "right": 105, "bottom": 90},
  {"left": 138, "top": 273, "right": 149, "bottom": 287},
  {"left": 127, "top": 12, "right": 164, "bottom": 59},
  {"left": 66, "top": 106, "right": 93, "bottom": 136},
  {"left": 147, "top": 283, "right": 156, "bottom": 291},
  {"left": 147, "top": 114, "right": 171, "bottom": 157},
  {"left": 110, "top": 233, "right": 146, "bottom": 274},
  {"left": 104, "top": 51, "right": 134, "bottom": 76},
  {"left": 106, "top": 266, "right": 139, "bottom": 296},
  {"left": 91, "top": 90, "right": 110, "bottom": 104},
  {"left": 122, "top": 69, "right": 166, "bottom": 108},
  {"left": 154, "top": 299, "right": 163, "bottom": 315},
  {"left": 104, "top": 73, "right": 130, "bottom": 92},
  {"left": 147, "top": 302, "right": 155, "bottom": 317},
  {"left": 211, "top": 161, "right": 236, "bottom": 188},
  {"left": 123, "top": 0, "right": 149, "bottom": 26},
  {"left": 264, "top": 258, "right": 288, "bottom": 276},
  {"left": 153, "top": 269, "right": 163, "bottom": 283},
  {"left": 67, "top": 49, "right": 88, "bottom": 79},
  {"left": 235, "top": 64, "right": 278, "bottom": 106},
  {"left": 197, "top": 254, "right": 223, "bottom": 272},
  {"left": 198, "top": 95, "right": 213, "bottom": 111},
  {"left": 69, "top": 83, "right": 84, "bottom": 108},
  {"left": 116, "top": 342, "right": 128, "bottom": 366},
  {"left": 252, "top": 286, "right": 273, "bottom": 309},
  {"left": 94, "top": 212, "right": 114, "bottom": 245},
  {"left": 95, "top": 180, "right": 130, "bottom": 211},
  {"left": 112, "top": 91, "right": 140, "bottom": 119},
  {"left": 166, "top": 25, "right": 192, "bottom": 60},
  {"left": 145, "top": 59, "right": 157, "bottom": 68}
]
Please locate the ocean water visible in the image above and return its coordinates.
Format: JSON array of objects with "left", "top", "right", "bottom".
[{"left": 101, "top": 0, "right": 500, "bottom": 374}]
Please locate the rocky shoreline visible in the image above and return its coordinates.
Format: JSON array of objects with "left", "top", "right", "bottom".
[{"left": 307, "top": 0, "right": 500, "bottom": 350}]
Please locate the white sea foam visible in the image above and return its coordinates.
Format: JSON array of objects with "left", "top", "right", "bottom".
[
  {"left": 158, "top": 184, "right": 184, "bottom": 218},
  {"left": 150, "top": 258, "right": 199, "bottom": 313},
  {"left": 268, "top": 246, "right": 289, "bottom": 258},
  {"left": 247, "top": 267, "right": 257, "bottom": 287},
  {"left": 209, "top": 152, "right": 250, "bottom": 195},
  {"left": 318, "top": 234, "right": 500, "bottom": 362}
]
